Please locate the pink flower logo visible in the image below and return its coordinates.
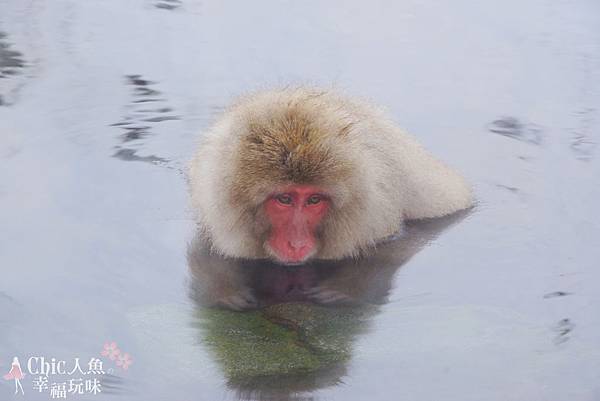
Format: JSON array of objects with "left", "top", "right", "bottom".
[
  {"left": 100, "top": 341, "right": 134, "bottom": 371},
  {"left": 101, "top": 342, "right": 121, "bottom": 361},
  {"left": 115, "top": 353, "right": 133, "bottom": 370}
]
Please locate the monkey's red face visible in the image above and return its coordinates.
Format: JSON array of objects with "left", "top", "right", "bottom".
[{"left": 263, "top": 185, "right": 330, "bottom": 265}]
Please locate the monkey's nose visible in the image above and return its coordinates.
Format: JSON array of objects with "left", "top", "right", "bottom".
[{"left": 289, "top": 238, "right": 308, "bottom": 249}]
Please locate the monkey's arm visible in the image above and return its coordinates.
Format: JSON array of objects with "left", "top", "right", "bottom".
[
  {"left": 305, "top": 212, "right": 468, "bottom": 305},
  {"left": 187, "top": 237, "right": 257, "bottom": 310},
  {"left": 305, "top": 229, "right": 428, "bottom": 305}
]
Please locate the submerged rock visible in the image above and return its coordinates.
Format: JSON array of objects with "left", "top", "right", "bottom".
[{"left": 198, "top": 302, "right": 374, "bottom": 380}]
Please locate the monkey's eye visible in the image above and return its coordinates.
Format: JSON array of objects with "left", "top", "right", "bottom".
[
  {"left": 306, "top": 195, "right": 322, "bottom": 205},
  {"left": 276, "top": 194, "right": 293, "bottom": 205}
]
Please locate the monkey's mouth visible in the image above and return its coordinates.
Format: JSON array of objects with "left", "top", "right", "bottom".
[{"left": 265, "top": 243, "right": 317, "bottom": 266}]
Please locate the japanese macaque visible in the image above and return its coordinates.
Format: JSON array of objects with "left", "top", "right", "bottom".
[{"left": 189, "top": 87, "right": 472, "bottom": 266}]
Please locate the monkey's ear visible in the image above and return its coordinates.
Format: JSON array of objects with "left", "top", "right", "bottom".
[{"left": 401, "top": 142, "right": 473, "bottom": 220}]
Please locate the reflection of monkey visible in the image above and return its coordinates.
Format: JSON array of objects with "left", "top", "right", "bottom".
[
  {"left": 188, "top": 211, "right": 469, "bottom": 401},
  {"left": 188, "top": 210, "right": 469, "bottom": 310},
  {"left": 189, "top": 87, "right": 473, "bottom": 265}
]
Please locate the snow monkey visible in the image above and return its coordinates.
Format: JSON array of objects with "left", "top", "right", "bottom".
[{"left": 189, "top": 87, "right": 472, "bottom": 265}]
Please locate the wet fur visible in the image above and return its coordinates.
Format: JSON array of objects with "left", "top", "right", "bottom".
[{"left": 189, "top": 87, "right": 473, "bottom": 260}]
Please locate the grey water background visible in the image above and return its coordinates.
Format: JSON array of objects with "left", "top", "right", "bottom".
[{"left": 1, "top": 0, "right": 599, "bottom": 400}]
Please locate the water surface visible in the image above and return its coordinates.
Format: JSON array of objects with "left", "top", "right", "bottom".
[{"left": 1, "top": 1, "right": 599, "bottom": 400}]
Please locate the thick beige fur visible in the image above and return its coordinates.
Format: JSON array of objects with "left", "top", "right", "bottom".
[{"left": 189, "top": 87, "right": 473, "bottom": 260}]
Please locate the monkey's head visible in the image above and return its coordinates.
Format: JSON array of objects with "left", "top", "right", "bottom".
[
  {"left": 230, "top": 101, "right": 367, "bottom": 265},
  {"left": 190, "top": 91, "right": 382, "bottom": 265}
]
